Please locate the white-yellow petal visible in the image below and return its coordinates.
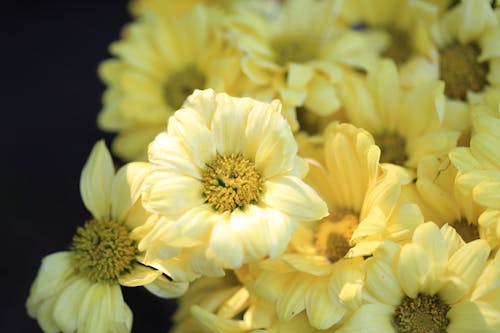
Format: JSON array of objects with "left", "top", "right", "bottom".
[
  {"left": 262, "top": 176, "right": 328, "bottom": 222},
  {"left": 80, "top": 140, "right": 114, "bottom": 221},
  {"left": 111, "top": 162, "right": 151, "bottom": 222}
]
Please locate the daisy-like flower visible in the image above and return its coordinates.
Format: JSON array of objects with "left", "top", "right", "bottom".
[
  {"left": 338, "top": 0, "right": 440, "bottom": 86},
  {"left": 98, "top": 4, "right": 246, "bottom": 160},
  {"left": 140, "top": 89, "right": 328, "bottom": 271},
  {"left": 226, "top": 0, "right": 380, "bottom": 132},
  {"left": 26, "top": 141, "right": 187, "bottom": 333},
  {"left": 339, "top": 58, "right": 460, "bottom": 168},
  {"left": 447, "top": 98, "right": 500, "bottom": 249},
  {"left": 433, "top": 0, "right": 500, "bottom": 104},
  {"left": 249, "top": 123, "right": 423, "bottom": 329},
  {"left": 337, "top": 222, "right": 500, "bottom": 333}
]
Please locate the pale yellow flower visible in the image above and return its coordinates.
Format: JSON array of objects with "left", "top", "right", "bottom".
[
  {"left": 140, "top": 89, "right": 328, "bottom": 271},
  {"left": 433, "top": 0, "right": 500, "bottom": 104},
  {"left": 337, "top": 222, "right": 500, "bottom": 333},
  {"left": 226, "top": 0, "right": 379, "bottom": 132},
  {"left": 447, "top": 99, "right": 500, "bottom": 249},
  {"left": 98, "top": 5, "right": 245, "bottom": 160},
  {"left": 406, "top": 152, "right": 500, "bottom": 250},
  {"left": 338, "top": 0, "right": 440, "bottom": 87},
  {"left": 339, "top": 59, "right": 460, "bottom": 168},
  {"left": 248, "top": 123, "right": 422, "bottom": 329},
  {"left": 26, "top": 141, "right": 187, "bottom": 333}
]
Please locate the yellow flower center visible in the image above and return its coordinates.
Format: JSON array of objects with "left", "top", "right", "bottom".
[
  {"left": 381, "top": 28, "right": 412, "bottom": 65},
  {"left": 72, "top": 219, "right": 137, "bottom": 283},
  {"left": 452, "top": 218, "right": 479, "bottom": 243},
  {"left": 202, "top": 153, "right": 264, "bottom": 213},
  {"left": 393, "top": 294, "right": 450, "bottom": 333},
  {"left": 163, "top": 65, "right": 206, "bottom": 110},
  {"left": 439, "top": 43, "right": 489, "bottom": 100},
  {"left": 315, "top": 211, "right": 359, "bottom": 262},
  {"left": 271, "top": 34, "right": 319, "bottom": 65},
  {"left": 374, "top": 132, "right": 407, "bottom": 165}
]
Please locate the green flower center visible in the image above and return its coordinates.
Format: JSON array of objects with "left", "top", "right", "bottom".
[
  {"left": 315, "top": 212, "right": 359, "bottom": 262},
  {"left": 381, "top": 28, "right": 413, "bottom": 65},
  {"left": 452, "top": 218, "right": 480, "bottom": 243},
  {"left": 374, "top": 132, "right": 407, "bottom": 165},
  {"left": 393, "top": 294, "right": 450, "bottom": 333},
  {"left": 202, "top": 153, "right": 264, "bottom": 213},
  {"left": 72, "top": 219, "right": 137, "bottom": 283},
  {"left": 163, "top": 65, "right": 206, "bottom": 110},
  {"left": 439, "top": 43, "right": 489, "bottom": 100},
  {"left": 271, "top": 34, "right": 319, "bottom": 65}
]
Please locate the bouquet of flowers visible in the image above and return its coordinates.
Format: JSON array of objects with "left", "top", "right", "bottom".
[{"left": 27, "top": 0, "right": 500, "bottom": 332}]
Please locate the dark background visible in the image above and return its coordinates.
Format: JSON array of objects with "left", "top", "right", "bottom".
[{"left": 2, "top": 1, "right": 177, "bottom": 332}]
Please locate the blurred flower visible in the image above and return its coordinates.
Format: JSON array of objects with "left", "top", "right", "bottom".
[
  {"left": 98, "top": 5, "right": 245, "bottom": 160},
  {"left": 340, "top": 59, "right": 459, "bottom": 168},
  {"left": 226, "top": 0, "right": 379, "bottom": 132}
]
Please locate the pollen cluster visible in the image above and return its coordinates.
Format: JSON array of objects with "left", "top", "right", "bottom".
[
  {"left": 439, "top": 43, "right": 489, "bottom": 100},
  {"left": 393, "top": 294, "right": 450, "bottom": 333},
  {"left": 72, "top": 219, "right": 137, "bottom": 283},
  {"left": 202, "top": 153, "right": 264, "bottom": 213}
]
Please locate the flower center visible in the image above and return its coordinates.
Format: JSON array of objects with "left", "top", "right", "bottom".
[
  {"left": 439, "top": 43, "right": 489, "bottom": 100},
  {"left": 315, "top": 211, "right": 359, "bottom": 262},
  {"left": 393, "top": 294, "right": 450, "bottom": 333},
  {"left": 202, "top": 153, "right": 264, "bottom": 213},
  {"left": 374, "top": 132, "right": 407, "bottom": 165},
  {"left": 381, "top": 28, "right": 413, "bottom": 65},
  {"left": 163, "top": 65, "right": 206, "bottom": 110},
  {"left": 452, "top": 218, "right": 479, "bottom": 243},
  {"left": 72, "top": 219, "right": 137, "bottom": 283},
  {"left": 271, "top": 34, "right": 318, "bottom": 65}
]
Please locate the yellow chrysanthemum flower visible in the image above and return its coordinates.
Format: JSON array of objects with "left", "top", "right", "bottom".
[
  {"left": 26, "top": 141, "right": 187, "bottom": 333},
  {"left": 339, "top": 59, "right": 460, "bottom": 168},
  {"left": 98, "top": 5, "right": 245, "bottom": 160},
  {"left": 338, "top": 0, "right": 439, "bottom": 86},
  {"left": 226, "top": 0, "right": 379, "bottom": 132},
  {"left": 433, "top": 0, "right": 500, "bottom": 104},
  {"left": 140, "top": 89, "right": 328, "bottom": 271},
  {"left": 337, "top": 222, "right": 500, "bottom": 333},
  {"left": 248, "top": 123, "right": 423, "bottom": 329},
  {"left": 446, "top": 99, "right": 500, "bottom": 248}
]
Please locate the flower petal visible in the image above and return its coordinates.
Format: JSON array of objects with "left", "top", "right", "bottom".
[
  {"left": 118, "top": 263, "right": 162, "bottom": 287},
  {"left": 80, "top": 140, "right": 114, "bottom": 220},
  {"left": 147, "top": 133, "right": 201, "bottom": 179},
  {"left": 337, "top": 304, "right": 395, "bottom": 333},
  {"left": 77, "top": 283, "right": 132, "bottom": 333},
  {"left": 142, "top": 170, "right": 204, "bottom": 217},
  {"left": 306, "top": 279, "right": 346, "bottom": 329},
  {"left": 144, "top": 275, "right": 189, "bottom": 298},
  {"left": 111, "top": 162, "right": 151, "bottom": 222},
  {"left": 262, "top": 176, "right": 328, "bottom": 222},
  {"left": 207, "top": 218, "right": 244, "bottom": 268}
]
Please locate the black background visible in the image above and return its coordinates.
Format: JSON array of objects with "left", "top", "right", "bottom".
[{"left": 2, "top": 1, "right": 177, "bottom": 332}]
